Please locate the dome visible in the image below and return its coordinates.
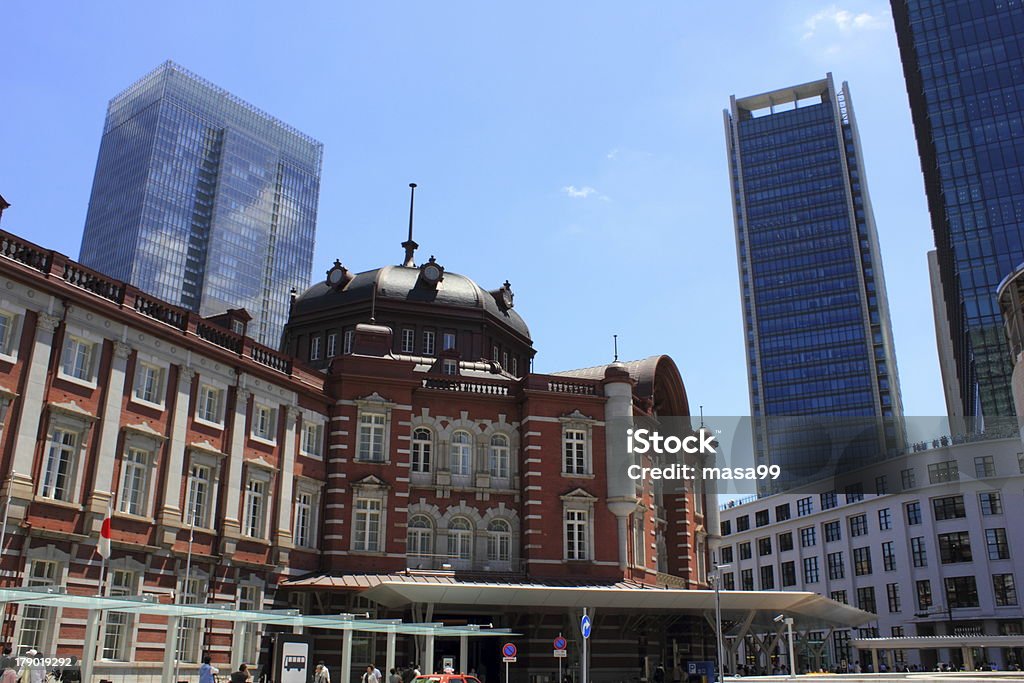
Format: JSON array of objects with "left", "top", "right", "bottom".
[{"left": 291, "top": 263, "right": 531, "bottom": 341}]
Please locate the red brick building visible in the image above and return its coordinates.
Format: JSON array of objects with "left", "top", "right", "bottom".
[{"left": 0, "top": 228, "right": 718, "bottom": 683}]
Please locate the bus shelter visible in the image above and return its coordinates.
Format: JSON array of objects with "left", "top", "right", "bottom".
[{"left": 0, "top": 585, "right": 515, "bottom": 683}]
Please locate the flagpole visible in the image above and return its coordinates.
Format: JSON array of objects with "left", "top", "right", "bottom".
[{"left": 0, "top": 471, "right": 14, "bottom": 641}]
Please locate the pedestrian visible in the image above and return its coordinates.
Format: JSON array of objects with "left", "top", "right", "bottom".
[
  {"left": 200, "top": 656, "right": 220, "bottom": 683},
  {"left": 314, "top": 663, "right": 331, "bottom": 683},
  {"left": 19, "top": 649, "right": 44, "bottom": 683},
  {"left": 402, "top": 665, "right": 417, "bottom": 683},
  {"left": 230, "top": 664, "right": 252, "bottom": 683},
  {"left": 0, "top": 648, "right": 15, "bottom": 683},
  {"left": 361, "top": 666, "right": 378, "bottom": 683},
  {"left": 372, "top": 665, "right": 382, "bottom": 683},
  {"left": 389, "top": 669, "right": 401, "bottom": 683}
]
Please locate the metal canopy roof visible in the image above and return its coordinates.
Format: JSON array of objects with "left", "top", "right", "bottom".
[
  {"left": 0, "top": 586, "right": 512, "bottom": 637},
  {"left": 358, "top": 580, "right": 874, "bottom": 630}
]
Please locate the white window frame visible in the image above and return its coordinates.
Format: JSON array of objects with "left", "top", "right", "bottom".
[
  {"left": 176, "top": 574, "right": 208, "bottom": 663},
  {"left": 563, "top": 428, "right": 589, "bottom": 475},
  {"left": 195, "top": 382, "right": 226, "bottom": 427},
  {"left": 59, "top": 334, "right": 99, "bottom": 387},
  {"left": 310, "top": 335, "right": 322, "bottom": 361},
  {"left": 357, "top": 411, "right": 388, "bottom": 462},
  {"left": 0, "top": 308, "right": 23, "bottom": 361},
  {"left": 486, "top": 518, "right": 512, "bottom": 563},
  {"left": 293, "top": 482, "right": 320, "bottom": 548},
  {"left": 407, "top": 515, "right": 434, "bottom": 564},
  {"left": 401, "top": 328, "right": 415, "bottom": 353},
  {"left": 118, "top": 446, "right": 152, "bottom": 517},
  {"left": 450, "top": 430, "right": 473, "bottom": 476},
  {"left": 234, "top": 583, "right": 262, "bottom": 665},
  {"left": 423, "top": 330, "right": 436, "bottom": 356},
  {"left": 242, "top": 467, "right": 272, "bottom": 539},
  {"left": 442, "top": 332, "right": 456, "bottom": 350},
  {"left": 183, "top": 451, "right": 222, "bottom": 529},
  {"left": 39, "top": 427, "right": 81, "bottom": 502},
  {"left": 101, "top": 568, "right": 138, "bottom": 661},
  {"left": 489, "top": 434, "right": 510, "bottom": 478},
  {"left": 327, "top": 333, "right": 337, "bottom": 358},
  {"left": 251, "top": 402, "right": 278, "bottom": 444},
  {"left": 353, "top": 497, "right": 383, "bottom": 552},
  {"left": 343, "top": 329, "right": 354, "bottom": 354},
  {"left": 132, "top": 359, "right": 167, "bottom": 409},
  {"left": 565, "top": 509, "right": 589, "bottom": 561},
  {"left": 447, "top": 517, "right": 474, "bottom": 564},
  {"left": 301, "top": 419, "right": 325, "bottom": 459},
  {"left": 18, "top": 558, "right": 62, "bottom": 653},
  {"left": 443, "top": 359, "right": 458, "bottom": 376},
  {"left": 411, "top": 427, "right": 432, "bottom": 473}
]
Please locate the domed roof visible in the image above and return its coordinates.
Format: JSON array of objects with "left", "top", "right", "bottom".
[{"left": 292, "top": 264, "right": 531, "bottom": 340}]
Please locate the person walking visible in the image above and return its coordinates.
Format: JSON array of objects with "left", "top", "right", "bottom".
[
  {"left": 313, "top": 662, "right": 331, "bottom": 683},
  {"left": 388, "top": 668, "right": 401, "bottom": 683},
  {"left": 230, "top": 664, "right": 253, "bottom": 683},
  {"left": 199, "top": 656, "right": 220, "bottom": 683}
]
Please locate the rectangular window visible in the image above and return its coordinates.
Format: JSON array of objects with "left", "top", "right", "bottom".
[
  {"left": 442, "top": 332, "right": 456, "bottom": 350},
  {"left": 0, "top": 312, "right": 13, "bottom": 355},
  {"left": 857, "top": 586, "right": 876, "bottom": 613},
  {"left": 353, "top": 498, "right": 382, "bottom": 552},
  {"left": 185, "top": 463, "right": 212, "bottom": 527},
  {"left": 878, "top": 508, "right": 892, "bottom": 530},
  {"left": 944, "top": 575, "right": 979, "bottom": 608},
  {"left": 799, "top": 526, "right": 816, "bottom": 548},
  {"left": 196, "top": 384, "right": 222, "bottom": 424},
  {"left": 827, "top": 552, "right": 844, "bottom": 580},
  {"left": 19, "top": 560, "right": 58, "bottom": 651},
  {"left": 916, "top": 579, "right": 933, "bottom": 611},
  {"left": 986, "top": 528, "right": 1010, "bottom": 560},
  {"left": 932, "top": 495, "right": 966, "bottom": 520},
  {"left": 134, "top": 362, "right": 164, "bottom": 405},
  {"left": 61, "top": 336, "right": 94, "bottom": 381},
  {"left": 252, "top": 404, "right": 277, "bottom": 441},
  {"left": 755, "top": 510, "right": 769, "bottom": 527},
  {"left": 781, "top": 561, "right": 796, "bottom": 587},
  {"left": 563, "top": 429, "right": 587, "bottom": 474},
  {"left": 830, "top": 590, "right": 847, "bottom": 604},
  {"left": 443, "top": 359, "right": 458, "bottom": 375},
  {"left": 928, "top": 460, "right": 959, "bottom": 484},
  {"left": 236, "top": 586, "right": 261, "bottom": 665},
  {"left": 849, "top": 514, "right": 868, "bottom": 537},
  {"left": 722, "top": 573, "right": 735, "bottom": 590},
  {"left": 720, "top": 520, "right": 732, "bottom": 536},
  {"left": 775, "top": 503, "right": 791, "bottom": 522},
  {"left": 566, "top": 509, "right": 588, "bottom": 560},
  {"left": 401, "top": 328, "right": 415, "bottom": 353},
  {"left": 243, "top": 477, "right": 266, "bottom": 538},
  {"left": 118, "top": 447, "right": 150, "bottom": 516},
  {"left": 720, "top": 546, "right": 733, "bottom": 564},
  {"left": 938, "top": 531, "right": 972, "bottom": 563},
  {"left": 994, "top": 574, "right": 1018, "bottom": 606},
  {"left": 294, "top": 491, "right": 316, "bottom": 548},
  {"left": 820, "top": 491, "right": 837, "bottom": 510},
  {"left": 741, "top": 569, "right": 754, "bottom": 590},
  {"left": 797, "top": 497, "right": 813, "bottom": 516},
  {"left": 759, "top": 565, "right": 774, "bottom": 590},
  {"left": 906, "top": 501, "right": 922, "bottom": 525},
  {"left": 176, "top": 577, "right": 206, "bottom": 662},
  {"left": 101, "top": 569, "right": 136, "bottom": 660},
  {"left": 778, "top": 531, "right": 793, "bottom": 552},
  {"left": 40, "top": 429, "right": 77, "bottom": 501},
  {"left": 845, "top": 483, "right": 864, "bottom": 504},
  {"left": 824, "top": 520, "right": 841, "bottom": 542},
  {"left": 980, "top": 492, "right": 1003, "bottom": 515},
  {"left": 853, "top": 546, "right": 872, "bottom": 575},
  {"left": 327, "top": 333, "right": 337, "bottom": 357},
  {"left": 302, "top": 422, "right": 324, "bottom": 458},
  {"left": 901, "top": 468, "right": 916, "bottom": 490},
  {"left": 803, "top": 557, "right": 819, "bottom": 583},
  {"left": 875, "top": 475, "right": 888, "bottom": 495},
  {"left": 975, "top": 455, "right": 995, "bottom": 478},
  {"left": 911, "top": 536, "right": 927, "bottom": 567},
  {"left": 886, "top": 583, "right": 901, "bottom": 613},
  {"left": 343, "top": 329, "right": 354, "bottom": 354},
  {"left": 736, "top": 515, "right": 750, "bottom": 532},
  {"left": 739, "top": 542, "right": 752, "bottom": 560},
  {"left": 422, "top": 330, "right": 435, "bottom": 356},
  {"left": 310, "top": 336, "right": 321, "bottom": 361},
  {"left": 882, "top": 540, "right": 896, "bottom": 571},
  {"left": 757, "top": 537, "right": 771, "bottom": 556},
  {"left": 357, "top": 412, "right": 387, "bottom": 461}
]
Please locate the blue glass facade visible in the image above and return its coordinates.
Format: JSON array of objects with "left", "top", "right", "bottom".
[
  {"left": 725, "top": 76, "right": 905, "bottom": 493},
  {"left": 80, "top": 61, "right": 323, "bottom": 347},
  {"left": 892, "top": 0, "right": 1024, "bottom": 419}
]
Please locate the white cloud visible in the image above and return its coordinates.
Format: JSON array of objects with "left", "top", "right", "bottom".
[
  {"left": 562, "top": 185, "right": 598, "bottom": 199},
  {"left": 802, "top": 6, "right": 883, "bottom": 41},
  {"left": 606, "top": 148, "right": 619, "bottom": 160}
]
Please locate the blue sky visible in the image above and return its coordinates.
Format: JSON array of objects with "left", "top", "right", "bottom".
[{"left": 0, "top": 1, "right": 946, "bottom": 417}]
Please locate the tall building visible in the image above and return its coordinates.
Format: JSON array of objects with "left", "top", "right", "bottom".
[
  {"left": 724, "top": 75, "right": 904, "bottom": 494},
  {"left": 891, "top": 0, "right": 1024, "bottom": 421},
  {"left": 79, "top": 61, "right": 323, "bottom": 348}
]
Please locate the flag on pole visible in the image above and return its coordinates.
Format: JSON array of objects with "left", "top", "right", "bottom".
[{"left": 98, "top": 504, "right": 112, "bottom": 559}]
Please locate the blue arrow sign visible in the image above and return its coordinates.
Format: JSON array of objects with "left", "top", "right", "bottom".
[{"left": 580, "top": 614, "right": 592, "bottom": 639}]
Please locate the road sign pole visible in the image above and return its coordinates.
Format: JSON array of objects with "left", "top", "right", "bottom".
[
  {"left": 582, "top": 608, "right": 588, "bottom": 683},
  {"left": 505, "top": 660, "right": 509, "bottom": 683}
]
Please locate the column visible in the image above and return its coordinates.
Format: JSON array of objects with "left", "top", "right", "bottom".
[
  {"left": 424, "top": 633, "right": 435, "bottom": 674},
  {"left": 9, "top": 313, "right": 61, "bottom": 504},
  {"left": 89, "top": 340, "right": 132, "bottom": 516},
  {"left": 459, "top": 635, "right": 468, "bottom": 674},
  {"left": 223, "top": 387, "right": 252, "bottom": 537},
  {"left": 276, "top": 406, "right": 300, "bottom": 546},
  {"left": 341, "top": 629, "right": 353, "bottom": 683},
  {"left": 161, "top": 615, "right": 180, "bottom": 683},
  {"left": 871, "top": 649, "right": 878, "bottom": 674},
  {"left": 80, "top": 607, "right": 102, "bottom": 683},
  {"left": 386, "top": 632, "right": 397, "bottom": 677},
  {"left": 160, "top": 367, "right": 195, "bottom": 529}
]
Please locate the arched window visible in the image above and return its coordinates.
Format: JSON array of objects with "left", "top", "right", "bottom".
[
  {"left": 488, "top": 434, "right": 510, "bottom": 478},
  {"left": 447, "top": 517, "right": 473, "bottom": 561},
  {"left": 487, "top": 518, "right": 512, "bottom": 562},
  {"left": 407, "top": 515, "right": 434, "bottom": 560},
  {"left": 450, "top": 431, "right": 472, "bottom": 476},
  {"left": 411, "top": 428, "right": 432, "bottom": 473}
]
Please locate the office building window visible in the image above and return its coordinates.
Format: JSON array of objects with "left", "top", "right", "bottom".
[
  {"left": 448, "top": 517, "right": 474, "bottom": 561},
  {"left": 422, "top": 330, "right": 435, "bottom": 356},
  {"left": 40, "top": 429, "right": 79, "bottom": 502},
  {"left": 849, "top": 514, "right": 868, "bottom": 537},
  {"left": 566, "top": 509, "right": 589, "bottom": 560},
  {"left": 563, "top": 428, "right": 588, "bottom": 475},
  {"left": 853, "top": 546, "right": 872, "bottom": 576},
  {"left": 243, "top": 475, "right": 268, "bottom": 538},
  {"left": 980, "top": 492, "right": 1002, "bottom": 515},
  {"left": 797, "top": 497, "right": 813, "bottom": 516},
  {"left": 916, "top": 579, "right": 932, "bottom": 611},
  {"left": 301, "top": 421, "right": 324, "bottom": 458},
  {"left": 720, "top": 546, "right": 733, "bottom": 564},
  {"left": 824, "top": 520, "right": 841, "bottom": 542},
  {"left": 875, "top": 475, "right": 888, "bottom": 495},
  {"left": 133, "top": 362, "right": 165, "bottom": 406},
  {"left": 778, "top": 531, "right": 793, "bottom": 552},
  {"left": 488, "top": 434, "right": 510, "bottom": 478},
  {"left": 994, "top": 574, "right": 1018, "bottom": 606},
  {"left": 901, "top": 468, "right": 916, "bottom": 490},
  {"left": 327, "top": 333, "right": 337, "bottom": 357},
  {"left": 938, "top": 531, "right": 972, "bottom": 563},
  {"left": 353, "top": 498, "right": 383, "bottom": 552},
  {"left": 741, "top": 569, "right": 754, "bottom": 590},
  {"left": 928, "top": 460, "right": 959, "bottom": 484},
  {"left": 821, "top": 491, "right": 837, "bottom": 510},
  {"left": 827, "top": 552, "right": 845, "bottom": 580},
  {"left": 882, "top": 540, "right": 896, "bottom": 571},
  {"left": 60, "top": 335, "right": 96, "bottom": 382},
  {"left": 487, "top": 519, "right": 512, "bottom": 562},
  {"left": 975, "top": 455, "right": 995, "bottom": 478},
  {"left": 986, "top": 528, "right": 1010, "bottom": 560},
  {"left": 775, "top": 503, "right": 791, "bottom": 522},
  {"left": 736, "top": 515, "right": 750, "bottom": 531},
  {"left": 781, "top": 561, "right": 796, "bottom": 587},
  {"left": 800, "top": 526, "right": 816, "bottom": 548},
  {"left": 450, "top": 430, "right": 473, "bottom": 476},
  {"left": 911, "top": 537, "right": 927, "bottom": 567},
  {"left": 101, "top": 569, "right": 136, "bottom": 660},
  {"left": 878, "top": 508, "right": 892, "bottom": 530},
  {"left": 118, "top": 447, "right": 151, "bottom": 516},
  {"left": 857, "top": 586, "right": 876, "bottom": 613},
  {"left": 886, "top": 583, "right": 901, "bottom": 613},
  {"left": 932, "top": 495, "right": 965, "bottom": 520},
  {"left": 759, "top": 565, "right": 774, "bottom": 590},
  {"left": 905, "top": 501, "right": 922, "bottom": 525},
  {"left": 803, "top": 557, "right": 819, "bottom": 583},
  {"left": 401, "top": 328, "right": 415, "bottom": 353},
  {"left": 944, "top": 576, "right": 979, "bottom": 608}
]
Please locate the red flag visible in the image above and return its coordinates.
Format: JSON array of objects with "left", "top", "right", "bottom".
[{"left": 98, "top": 511, "right": 112, "bottom": 559}]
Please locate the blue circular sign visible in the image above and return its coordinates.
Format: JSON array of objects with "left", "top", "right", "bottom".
[
  {"left": 502, "top": 643, "right": 517, "bottom": 658},
  {"left": 554, "top": 636, "right": 567, "bottom": 650},
  {"left": 581, "top": 614, "right": 592, "bottom": 639}
]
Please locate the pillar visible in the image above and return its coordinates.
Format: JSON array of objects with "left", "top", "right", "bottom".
[
  {"left": 341, "top": 629, "right": 353, "bottom": 683},
  {"left": 161, "top": 615, "right": 180, "bottom": 683},
  {"left": 459, "top": 635, "right": 468, "bottom": 673},
  {"left": 10, "top": 313, "right": 61, "bottom": 501},
  {"left": 871, "top": 649, "right": 879, "bottom": 674},
  {"left": 80, "top": 607, "right": 102, "bottom": 683},
  {"left": 89, "top": 340, "right": 131, "bottom": 515},
  {"left": 160, "top": 367, "right": 195, "bottom": 527},
  {"left": 222, "top": 387, "right": 252, "bottom": 535},
  {"left": 424, "top": 633, "right": 435, "bottom": 674},
  {"left": 386, "top": 632, "right": 397, "bottom": 677}
]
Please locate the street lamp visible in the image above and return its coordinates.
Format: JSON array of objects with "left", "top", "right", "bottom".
[
  {"left": 709, "top": 560, "right": 731, "bottom": 679},
  {"left": 774, "top": 614, "right": 795, "bottom": 679}
]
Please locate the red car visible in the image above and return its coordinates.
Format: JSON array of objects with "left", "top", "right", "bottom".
[{"left": 413, "top": 674, "right": 482, "bottom": 683}]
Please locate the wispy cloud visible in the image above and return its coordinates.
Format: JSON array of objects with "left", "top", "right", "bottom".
[
  {"left": 562, "top": 185, "right": 598, "bottom": 199},
  {"left": 606, "top": 148, "right": 619, "bottom": 160},
  {"left": 802, "top": 6, "right": 883, "bottom": 41}
]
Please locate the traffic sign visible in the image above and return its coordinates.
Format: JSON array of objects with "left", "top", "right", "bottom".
[
  {"left": 502, "top": 643, "right": 518, "bottom": 658},
  {"left": 553, "top": 636, "right": 567, "bottom": 650},
  {"left": 580, "top": 614, "right": 592, "bottom": 639},
  {"left": 554, "top": 650, "right": 567, "bottom": 658},
  {"left": 502, "top": 657, "right": 517, "bottom": 663}
]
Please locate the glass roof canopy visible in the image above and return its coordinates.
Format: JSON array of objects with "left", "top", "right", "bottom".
[{"left": 0, "top": 586, "right": 514, "bottom": 637}]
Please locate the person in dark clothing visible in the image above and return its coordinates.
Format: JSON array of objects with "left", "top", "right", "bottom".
[{"left": 231, "top": 664, "right": 252, "bottom": 683}]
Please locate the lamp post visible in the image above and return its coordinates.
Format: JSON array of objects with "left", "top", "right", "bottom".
[
  {"left": 709, "top": 560, "right": 731, "bottom": 679},
  {"left": 774, "top": 614, "right": 795, "bottom": 679}
]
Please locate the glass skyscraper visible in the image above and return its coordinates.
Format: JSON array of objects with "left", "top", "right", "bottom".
[
  {"left": 892, "top": 0, "right": 1024, "bottom": 420},
  {"left": 725, "top": 75, "right": 905, "bottom": 493},
  {"left": 80, "top": 61, "right": 323, "bottom": 347}
]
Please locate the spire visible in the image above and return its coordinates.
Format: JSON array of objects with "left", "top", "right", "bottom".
[
  {"left": 402, "top": 183, "right": 418, "bottom": 267},
  {"left": 613, "top": 334, "right": 619, "bottom": 362}
]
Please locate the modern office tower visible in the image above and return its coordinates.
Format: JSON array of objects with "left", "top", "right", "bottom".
[
  {"left": 891, "top": 0, "right": 1024, "bottom": 422},
  {"left": 79, "top": 61, "right": 323, "bottom": 347},
  {"left": 725, "top": 75, "right": 905, "bottom": 494}
]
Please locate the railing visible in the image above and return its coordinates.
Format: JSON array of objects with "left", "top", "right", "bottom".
[
  {"left": 62, "top": 262, "right": 125, "bottom": 304},
  {"left": 546, "top": 380, "right": 598, "bottom": 395},
  {"left": 252, "top": 345, "right": 291, "bottom": 374},
  {"left": 720, "top": 494, "right": 759, "bottom": 510},
  {"left": 656, "top": 572, "right": 688, "bottom": 589},
  {"left": 195, "top": 321, "right": 243, "bottom": 353},
  {"left": 421, "top": 378, "right": 510, "bottom": 395},
  {"left": 0, "top": 232, "right": 51, "bottom": 272},
  {"left": 133, "top": 292, "right": 189, "bottom": 330},
  {"left": 406, "top": 553, "right": 526, "bottom": 575}
]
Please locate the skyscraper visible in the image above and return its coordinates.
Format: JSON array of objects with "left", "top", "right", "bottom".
[
  {"left": 80, "top": 61, "right": 323, "bottom": 347},
  {"left": 724, "top": 75, "right": 904, "bottom": 493},
  {"left": 891, "top": 0, "right": 1024, "bottom": 421}
]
